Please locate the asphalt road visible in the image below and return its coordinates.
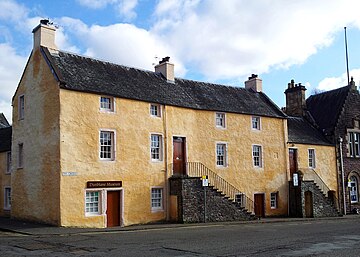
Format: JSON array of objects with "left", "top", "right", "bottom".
[{"left": 1, "top": 218, "right": 360, "bottom": 256}]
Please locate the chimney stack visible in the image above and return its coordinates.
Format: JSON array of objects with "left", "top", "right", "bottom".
[
  {"left": 284, "top": 79, "right": 307, "bottom": 116},
  {"left": 155, "top": 56, "right": 174, "bottom": 83},
  {"left": 32, "top": 19, "right": 57, "bottom": 50},
  {"left": 245, "top": 74, "right": 262, "bottom": 92}
]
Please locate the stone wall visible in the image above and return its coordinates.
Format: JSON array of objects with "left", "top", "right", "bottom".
[
  {"left": 301, "top": 181, "right": 339, "bottom": 217},
  {"left": 170, "top": 177, "right": 255, "bottom": 223}
]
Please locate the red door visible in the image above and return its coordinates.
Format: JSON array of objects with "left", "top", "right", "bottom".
[
  {"left": 107, "top": 191, "right": 120, "bottom": 227},
  {"left": 173, "top": 137, "right": 186, "bottom": 175},
  {"left": 254, "top": 193, "right": 265, "bottom": 218},
  {"left": 289, "top": 149, "right": 298, "bottom": 176}
]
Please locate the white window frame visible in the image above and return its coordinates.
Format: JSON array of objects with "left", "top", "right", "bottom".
[
  {"left": 18, "top": 95, "right": 25, "bottom": 120},
  {"left": 99, "top": 130, "right": 115, "bottom": 161},
  {"left": 216, "top": 142, "right": 228, "bottom": 167},
  {"left": 252, "top": 144, "right": 263, "bottom": 168},
  {"left": 150, "top": 134, "right": 163, "bottom": 162},
  {"left": 6, "top": 151, "right": 11, "bottom": 174},
  {"left": 348, "top": 131, "right": 360, "bottom": 157},
  {"left": 350, "top": 176, "right": 358, "bottom": 204},
  {"left": 251, "top": 116, "right": 261, "bottom": 130},
  {"left": 151, "top": 187, "right": 164, "bottom": 211},
  {"left": 4, "top": 187, "right": 11, "bottom": 210},
  {"left": 18, "top": 143, "right": 23, "bottom": 169},
  {"left": 85, "top": 190, "right": 102, "bottom": 216},
  {"left": 215, "top": 112, "right": 226, "bottom": 129},
  {"left": 270, "top": 192, "right": 278, "bottom": 209},
  {"left": 308, "top": 148, "right": 316, "bottom": 168},
  {"left": 150, "top": 104, "right": 161, "bottom": 118},
  {"left": 235, "top": 193, "right": 245, "bottom": 208},
  {"left": 100, "top": 96, "right": 115, "bottom": 112}
]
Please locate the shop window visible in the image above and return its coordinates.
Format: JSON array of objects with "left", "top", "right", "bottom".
[{"left": 85, "top": 191, "right": 101, "bottom": 215}]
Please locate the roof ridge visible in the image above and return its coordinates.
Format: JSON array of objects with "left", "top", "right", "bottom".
[{"left": 307, "top": 85, "right": 350, "bottom": 99}]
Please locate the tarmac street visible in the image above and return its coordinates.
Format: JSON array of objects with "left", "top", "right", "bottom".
[{"left": 0, "top": 216, "right": 360, "bottom": 256}]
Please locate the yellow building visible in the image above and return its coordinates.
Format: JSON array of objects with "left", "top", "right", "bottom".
[
  {"left": 9, "top": 21, "right": 339, "bottom": 227},
  {"left": 0, "top": 114, "right": 12, "bottom": 217}
]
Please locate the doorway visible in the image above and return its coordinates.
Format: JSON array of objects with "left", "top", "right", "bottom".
[
  {"left": 173, "top": 137, "right": 186, "bottom": 176},
  {"left": 106, "top": 190, "right": 121, "bottom": 227},
  {"left": 305, "top": 191, "right": 313, "bottom": 218},
  {"left": 254, "top": 193, "right": 265, "bottom": 218}
]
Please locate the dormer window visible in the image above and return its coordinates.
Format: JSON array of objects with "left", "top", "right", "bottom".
[
  {"left": 150, "top": 104, "right": 161, "bottom": 117},
  {"left": 100, "top": 96, "right": 114, "bottom": 112}
]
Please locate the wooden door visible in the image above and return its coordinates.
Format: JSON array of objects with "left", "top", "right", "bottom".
[
  {"left": 289, "top": 149, "right": 298, "bottom": 176},
  {"left": 107, "top": 191, "right": 121, "bottom": 227},
  {"left": 254, "top": 193, "right": 265, "bottom": 218},
  {"left": 173, "top": 137, "right": 186, "bottom": 175},
  {"left": 305, "top": 191, "right": 313, "bottom": 218}
]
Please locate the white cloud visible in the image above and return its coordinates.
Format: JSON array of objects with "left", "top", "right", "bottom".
[
  {"left": 0, "top": 43, "right": 27, "bottom": 123},
  {"left": 76, "top": 0, "right": 138, "bottom": 20},
  {"left": 0, "top": 0, "right": 28, "bottom": 22},
  {"left": 318, "top": 69, "right": 360, "bottom": 91}
]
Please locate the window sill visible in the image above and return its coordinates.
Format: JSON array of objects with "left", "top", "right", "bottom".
[{"left": 151, "top": 208, "right": 164, "bottom": 213}]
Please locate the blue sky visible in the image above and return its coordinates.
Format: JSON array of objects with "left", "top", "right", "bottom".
[{"left": 1, "top": 0, "right": 360, "bottom": 122}]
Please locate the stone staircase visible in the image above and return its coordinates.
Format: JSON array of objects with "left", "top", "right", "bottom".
[{"left": 169, "top": 176, "right": 256, "bottom": 223}]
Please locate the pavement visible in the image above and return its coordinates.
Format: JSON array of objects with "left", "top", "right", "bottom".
[{"left": 1, "top": 215, "right": 360, "bottom": 236}]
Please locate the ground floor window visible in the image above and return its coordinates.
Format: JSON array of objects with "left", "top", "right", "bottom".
[
  {"left": 235, "top": 193, "right": 245, "bottom": 208},
  {"left": 4, "top": 187, "right": 11, "bottom": 210},
  {"left": 85, "top": 191, "right": 101, "bottom": 215},
  {"left": 270, "top": 192, "right": 278, "bottom": 209},
  {"left": 349, "top": 176, "right": 358, "bottom": 203},
  {"left": 151, "top": 188, "right": 163, "bottom": 211}
]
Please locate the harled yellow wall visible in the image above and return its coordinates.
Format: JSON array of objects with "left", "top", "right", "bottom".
[
  {"left": 58, "top": 88, "right": 288, "bottom": 227},
  {"left": 288, "top": 144, "right": 338, "bottom": 193},
  {"left": 0, "top": 151, "right": 11, "bottom": 216},
  {"left": 11, "top": 49, "right": 61, "bottom": 225}
]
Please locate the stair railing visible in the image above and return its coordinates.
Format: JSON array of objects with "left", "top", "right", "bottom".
[
  {"left": 302, "top": 168, "right": 339, "bottom": 210},
  {"left": 183, "top": 161, "right": 255, "bottom": 214}
]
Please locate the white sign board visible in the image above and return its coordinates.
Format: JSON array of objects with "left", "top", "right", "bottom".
[{"left": 293, "top": 173, "right": 299, "bottom": 186}]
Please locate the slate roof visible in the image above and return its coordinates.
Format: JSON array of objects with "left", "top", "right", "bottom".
[
  {"left": 0, "top": 113, "right": 10, "bottom": 128},
  {"left": 0, "top": 126, "right": 12, "bottom": 152},
  {"left": 43, "top": 48, "right": 286, "bottom": 118},
  {"left": 287, "top": 117, "right": 332, "bottom": 146},
  {"left": 306, "top": 86, "right": 350, "bottom": 134}
]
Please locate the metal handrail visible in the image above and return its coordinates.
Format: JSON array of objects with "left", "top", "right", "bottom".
[
  {"left": 302, "top": 168, "right": 339, "bottom": 210},
  {"left": 178, "top": 161, "right": 255, "bottom": 214}
]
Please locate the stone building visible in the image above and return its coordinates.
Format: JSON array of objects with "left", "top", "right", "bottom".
[
  {"left": 0, "top": 114, "right": 11, "bottom": 216},
  {"left": 306, "top": 79, "right": 360, "bottom": 214}
]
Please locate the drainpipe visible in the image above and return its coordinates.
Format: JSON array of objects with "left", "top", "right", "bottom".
[{"left": 339, "top": 137, "right": 346, "bottom": 215}]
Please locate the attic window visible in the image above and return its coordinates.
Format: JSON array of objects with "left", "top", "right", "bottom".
[
  {"left": 150, "top": 104, "right": 161, "bottom": 117},
  {"left": 100, "top": 96, "right": 114, "bottom": 112}
]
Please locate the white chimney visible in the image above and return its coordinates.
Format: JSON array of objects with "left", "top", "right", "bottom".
[
  {"left": 32, "top": 19, "right": 57, "bottom": 50},
  {"left": 245, "top": 74, "right": 262, "bottom": 92},
  {"left": 155, "top": 57, "right": 174, "bottom": 83}
]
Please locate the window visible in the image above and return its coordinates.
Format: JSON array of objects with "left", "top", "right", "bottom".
[
  {"left": 6, "top": 151, "right": 11, "bottom": 174},
  {"left": 270, "top": 192, "right": 278, "bottom": 209},
  {"left": 18, "top": 143, "right": 23, "bottom": 168},
  {"left": 19, "top": 95, "right": 24, "bottom": 120},
  {"left": 350, "top": 176, "right": 358, "bottom": 203},
  {"left": 100, "top": 131, "right": 115, "bottom": 160},
  {"left": 4, "top": 187, "right": 11, "bottom": 210},
  {"left": 308, "top": 149, "right": 316, "bottom": 168},
  {"left": 150, "top": 104, "right": 161, "bottom": 117},
  {"left": 215, "top": 112, "right": 226, "bottom": 128},
  {"left": 100, "top": 96, "right": 114, "bottom": 112},
  {"left": 235, "top": 193, "right": 245, "bottom": 208},
  {"left": 348, "top": 132, "right": 360, "bottom": 157},
  {"left": 151, "top": 188, "right": 163, "bottom": 210},
  {"left": 252, "top": 145, "right": 262, "bottom": 167},
  {"left": 216, "top": 143, "right": 227, "bottom": 167},
  {"left": 252, "top": 116, "right": 261, "bottom": 130},
  {"left": 151, "top": 134, "right": 163, "bottom": 161},
  {"left": 85, "top": 191, "right": 101, "bottom": 215}
]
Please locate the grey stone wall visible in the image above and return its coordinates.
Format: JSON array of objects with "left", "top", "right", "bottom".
[
  {"left": 170, "top": 177, "right": 254, "bottom": 223},
  {"left": 301, "top": 181, "right": 340, "bottom": 217}
]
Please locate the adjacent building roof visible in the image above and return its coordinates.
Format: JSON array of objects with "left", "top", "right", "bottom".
[
  {"left": 43, "top": 48, "right": 286, "bottom": 118},
  {"left": 0, "top": 126, "right": 12, "bottom": 152},
  {"left": 306, "top": 86, "right": 350, "bottom": 134},
  {"left": 287, "top": 116, "right": 333, "bottom": 146},
  {"left": 0, "top": 113, "right": 10, "bottom": 128}
]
